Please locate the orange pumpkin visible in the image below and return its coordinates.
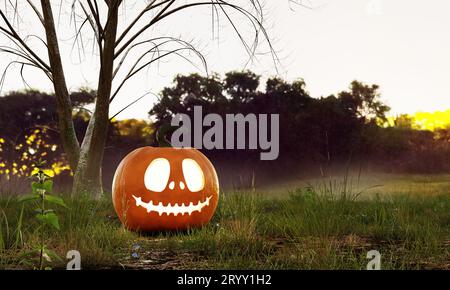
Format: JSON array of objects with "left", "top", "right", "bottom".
[{"left": 112, "top": 147, "right": 219, "bottom": 231}]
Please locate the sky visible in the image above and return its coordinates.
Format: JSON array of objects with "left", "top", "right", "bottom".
[{"left": 0, "top": 0, "right": 449, "bottom": 120}]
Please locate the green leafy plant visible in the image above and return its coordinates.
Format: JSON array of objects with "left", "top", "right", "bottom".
[{"left": 18, "top": 160, "right": 66, "bottom": 270}]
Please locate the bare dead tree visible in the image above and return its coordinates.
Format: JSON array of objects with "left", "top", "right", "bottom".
[{"left": 0, "top": 0, "right": 287, "bottom": 198}]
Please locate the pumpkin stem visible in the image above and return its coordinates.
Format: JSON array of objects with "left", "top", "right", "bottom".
[{"left": 156, "top": 123, "right": 174, "bottom": 147}]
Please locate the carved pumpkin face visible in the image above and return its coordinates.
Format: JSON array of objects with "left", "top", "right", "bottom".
[{"left": 112, "top": 147, "right": 219, "bottom": 231}]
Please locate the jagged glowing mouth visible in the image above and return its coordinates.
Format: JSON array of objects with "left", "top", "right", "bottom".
[{"left": 132, "top": 195, "right": 212, "bottom": 216}]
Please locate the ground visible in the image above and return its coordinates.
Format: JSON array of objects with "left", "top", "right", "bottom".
[{"left": 1, "top": 173, "right": 449, "bottom": 270}]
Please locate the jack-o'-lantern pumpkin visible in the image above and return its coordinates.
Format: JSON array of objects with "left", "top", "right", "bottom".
[{"left": 112, "top": 147, "right": 219, "bottom": 231}]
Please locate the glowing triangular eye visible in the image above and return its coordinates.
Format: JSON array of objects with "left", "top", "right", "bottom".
[
  {"left": 182, "top": 158, "right": 205, "bottom": 192},
  {"left": 144, "top": 158, "right": 170, "bottom": 192}
]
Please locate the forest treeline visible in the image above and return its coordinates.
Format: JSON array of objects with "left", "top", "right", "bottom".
[{"left": 1, "top": 71, "right": 450, "bottom": 191}]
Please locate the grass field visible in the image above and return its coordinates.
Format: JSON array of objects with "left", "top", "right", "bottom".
[{"left": 0, "top": 174, "right": 449, "bottom": 270}]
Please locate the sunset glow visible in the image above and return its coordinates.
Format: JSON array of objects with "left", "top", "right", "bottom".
[
  {"left": 389, "top": 110, "right": 450, "bottom": 131},
  {"left": 411, "top": 110, "right": 450, "bottom": 131}
]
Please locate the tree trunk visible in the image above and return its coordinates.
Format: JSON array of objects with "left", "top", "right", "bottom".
[
  {"left": 72, "top": 2, "right": 119, "bottom": 198},
  {"left": 41, "top": 0, "right": 80, "bottom": 171}
]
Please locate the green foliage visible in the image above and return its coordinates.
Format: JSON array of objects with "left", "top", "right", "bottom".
[
  {"left": 35, "top": 212, "right": 60, "bottom": 231},
  {"left": 18, "top": 160, "right": 67, "bottom": 270}
]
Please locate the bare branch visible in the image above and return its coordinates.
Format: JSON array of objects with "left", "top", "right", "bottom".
[
  {"left": 0, "top": 32, "right": 51, "bottom": 76},
  {"left": 86, "top": 0, "right": 103, "bottom": 38},
  {"left": 113, "top": 0, "right": 278, "bottom": 71},
  {"left": 114, "top": 0, "right": 176, "bottom": 58},
  {"left": 70, "top": 12, "right": 89, "bottom": 62},
  {"left": 112, "top": 36, "right": 206, "bottom": 80},
  {"left": 110, "top": 37, "right": 207, "bottom": 102},
  {"left": 115, "top": 0, "right": 171, "bottom": 47},
  {"left": 26, "top": 0, "right": 45, "bottom": 26},
  {"left": 0, "top": 60, "right": 50, "bottom": 94},
  {"left": 109, "top": 91, "right": 158, "bottom": 121},
  {"left": 77, "top": 1, "right": 100, "bottom": 44},
  {"left": 0, "top": 9, "right": 52, "bottom": 72}
]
